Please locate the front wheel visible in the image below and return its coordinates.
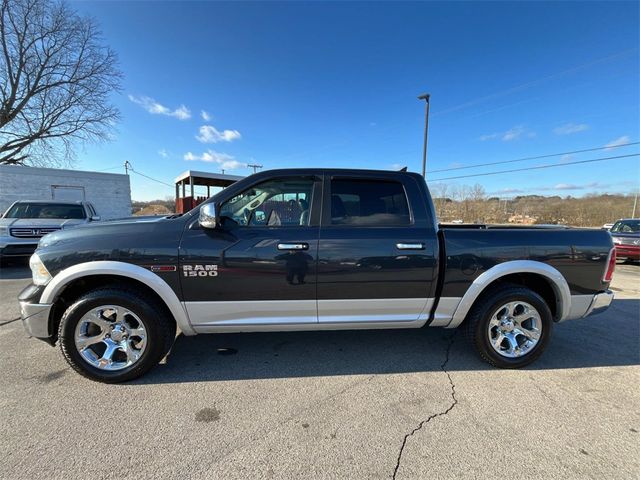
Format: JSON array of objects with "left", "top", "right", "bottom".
[
  {"left": 58, "top": 287, "right": 175, "bottom": 383},
  {"left": 462, "top": 284, "right": 553, "bottom": 368}
]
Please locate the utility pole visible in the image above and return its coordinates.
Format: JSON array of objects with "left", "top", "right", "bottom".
[
  {"left": 418, "top": 93, "right": 431, "bottom": 178},
  {"left": 632, "top": 189, "right": 638, "bottom": 218},
  {"left": 247, "top": 163, "right": 263, "bottom": 174},
  {"left": 124, "top": 160, "right": 131, "bottom": 175}
]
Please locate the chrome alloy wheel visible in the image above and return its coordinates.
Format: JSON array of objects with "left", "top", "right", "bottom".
[
  {"left": 74, "top": 305, "right": 147, "bottom": 371},
  {"left": 487, "top": 301, "right": 542, "bottom": 358}
]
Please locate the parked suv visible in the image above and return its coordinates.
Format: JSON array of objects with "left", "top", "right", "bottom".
[{"left": 0, "top": 201, "right": 99, "bottom": 264}]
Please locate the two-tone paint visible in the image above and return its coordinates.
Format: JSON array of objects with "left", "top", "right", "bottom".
[{"left": 19, "top": 168, "right": 614, "bottom": 344}]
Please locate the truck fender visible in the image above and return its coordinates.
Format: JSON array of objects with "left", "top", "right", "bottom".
[
  {"left": 40, "top": 260, "right": 196, "bottom": 336},
  {"left": 446, "top": 260, "right": 571, "bottom": 328}
]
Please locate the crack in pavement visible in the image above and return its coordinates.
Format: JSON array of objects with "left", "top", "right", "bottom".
[
  {"left": 0, "top": 317, "right": 20, "bottom": 327},
  {"left": 391, "top": 332, "right": 458, "bottom": 479}
]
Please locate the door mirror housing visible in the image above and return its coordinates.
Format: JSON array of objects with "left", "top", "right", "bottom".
[
  {"left": 90, "top": 215, "right": 101, "bottom": 222},
  {"left": 199, "top": 203, "right": 219, "bottom": 229}
]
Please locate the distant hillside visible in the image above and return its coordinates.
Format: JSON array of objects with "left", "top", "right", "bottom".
[
  {"left": 132, "top": 199, "right": 174, "bottom": 216},
  {"left": 431, "top": 185, "right": 636, "bottom": 226}
]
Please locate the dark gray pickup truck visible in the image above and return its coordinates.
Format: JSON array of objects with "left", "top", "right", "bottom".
[{"left": 19, "top": 169, "right": 615, "bottom": 382}]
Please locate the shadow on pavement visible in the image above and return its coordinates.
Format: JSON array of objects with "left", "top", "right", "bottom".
[{"left": 136, "top": 299, "right": 640, "bottom": 385}]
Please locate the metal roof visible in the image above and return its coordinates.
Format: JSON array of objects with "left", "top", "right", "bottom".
[{"left": 174, "top": 170, "right": 244, "bottom": 187}]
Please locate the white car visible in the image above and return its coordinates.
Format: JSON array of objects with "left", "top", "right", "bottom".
[{"left": 0, "top": 200, "right": 100, "bottom": 265}]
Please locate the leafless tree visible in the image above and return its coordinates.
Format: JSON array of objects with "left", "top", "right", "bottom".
[{"left": 0, "top": 0, "right": 121, "bottom": 166}]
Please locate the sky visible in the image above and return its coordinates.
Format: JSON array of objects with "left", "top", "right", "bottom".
[{"left": 71, "top": 1, "right": 640, "bottom": 201}]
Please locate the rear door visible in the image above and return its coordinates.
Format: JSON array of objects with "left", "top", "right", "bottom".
[{"left": 317, "top": 172, "right": 438, "bottom": 324}]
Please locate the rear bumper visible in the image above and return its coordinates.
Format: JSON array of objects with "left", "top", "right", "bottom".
[
  {"left": 584, "top": 290, "right": 614, "bottom": 317},
  {"left": 564, "top": 290, "right": 614, "bottom": 321}
]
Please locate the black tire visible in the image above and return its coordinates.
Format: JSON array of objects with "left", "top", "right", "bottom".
[
  {"left": 58, "top": 287, "right": 176, "bottom": 383},
  {"left": 462, "top": 284, "right": 553, "bottom": 368}
]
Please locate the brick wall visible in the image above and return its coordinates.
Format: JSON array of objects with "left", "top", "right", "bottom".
[{"left": 0, "top": 165, "right": 132, "bottom": 220}]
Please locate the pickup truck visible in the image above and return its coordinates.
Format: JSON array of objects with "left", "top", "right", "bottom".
[
  {"left": 18, "top": 169, "right": 615, "bottom": 383},
  {"left": 0, "top": 200, "right": 100, "bottom": 264}
]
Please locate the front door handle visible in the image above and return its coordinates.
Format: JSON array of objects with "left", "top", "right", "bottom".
[
  {"left": 396, "top": 242, "right": 425, "bottom": 250},
  {"left": 277, "top": 243, "right": 309, "bottom": 251}
]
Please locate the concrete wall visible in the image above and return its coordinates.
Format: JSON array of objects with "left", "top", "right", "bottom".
[{"left": 0, "top": 165, "right": 132, "bottom": 220}]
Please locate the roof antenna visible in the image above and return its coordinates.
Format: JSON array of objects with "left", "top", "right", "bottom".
[{"left": 399, "top": 166, "right": 408, "bottom": 172}]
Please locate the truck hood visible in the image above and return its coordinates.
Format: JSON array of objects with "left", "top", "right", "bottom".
[
  {"left": 35, "top": 214, "right": 188, "bottom": 275},
  {"left": 39, "top": 215, "right": 170, "bottom": 247},
  {"left": 0, "top": 217, "right": 85, "bottom": 229}
]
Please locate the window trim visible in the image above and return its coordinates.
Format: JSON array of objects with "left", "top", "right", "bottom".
[
  {"left": 321, "top": 175, "right": 415, "bottom": 228},
  {"left": 217, "top": 175, "right": 322, "bottom": 229}
]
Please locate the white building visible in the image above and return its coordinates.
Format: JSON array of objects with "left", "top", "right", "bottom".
[{"left": 0, "top": 165, "right": 132, "bottom": 220}]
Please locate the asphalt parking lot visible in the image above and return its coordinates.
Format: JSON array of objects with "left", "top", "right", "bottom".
[{"left": 0, "top": 262, "right": 638, "bottom": 479}]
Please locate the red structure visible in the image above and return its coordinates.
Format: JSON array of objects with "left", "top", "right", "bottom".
[{"left": 174, "top": 170, "right": 243, "bottom": 214}]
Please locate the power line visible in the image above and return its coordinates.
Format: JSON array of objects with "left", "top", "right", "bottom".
[
  {"left": 127, "top": 165, "right": 174, "bottom": 188},
  {"left": 430, "top": 153, "right": 640, "bottom": 182},
  {"left": 427, "top": 142, "right": 639, "bottom": 174}
]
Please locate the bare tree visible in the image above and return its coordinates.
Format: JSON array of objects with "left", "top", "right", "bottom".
[{"left": 0, "top": 0, "right": 121, "bottom": 166}]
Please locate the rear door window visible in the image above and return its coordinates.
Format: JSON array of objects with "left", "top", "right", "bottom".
[{"left": 330, "top": 179, "right": 411, "bottom": 226}]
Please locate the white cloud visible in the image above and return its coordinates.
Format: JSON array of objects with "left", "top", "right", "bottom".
[
  {"left": 196, "top": 125, "right": 242, "bottom": 143},
  {"left": 554, "top": 183, "right": 581, "bottom": 190},
  {"left": 480, "top": 125, "right": 535, "bottom": 142},
  {"left": 604, "top": 135, "right": 631, "bottom": 150},
  {"left": 158, "top": 149, "right": 168, "bottom": 158},
  {"left": 128, "top": 95, "right": 191, "bottom": 120},
  {"left": 554, "top": 123, "right": 589, "bottom": 135},
  {"left": 183, "top": 150, "right": 246, "bottom": 170},
  {"left": 201, "top": 110, "right": 211, "bottom": 121}
]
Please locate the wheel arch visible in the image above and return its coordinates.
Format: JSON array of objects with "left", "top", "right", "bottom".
[
  {"left": 447, "top": 260, "right": 571, "bottom": 328},
  {"left": 41, "top": 261, "right": 195, "bottom": 337}
]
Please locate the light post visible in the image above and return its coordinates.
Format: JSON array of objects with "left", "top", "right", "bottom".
[{"left": 418, "top": 93, "right": 431, "bottom": 178}]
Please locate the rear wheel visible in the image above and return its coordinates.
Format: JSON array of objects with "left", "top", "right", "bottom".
[
  {"left": 462, "top": 284, "right": 553, "bottom": 368},
  {"left": 58, "top": 287, "right": 175, "bottom": 383}
]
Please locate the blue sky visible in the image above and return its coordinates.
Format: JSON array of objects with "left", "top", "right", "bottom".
[{"left": 72, "top": 1, "right": 639, "bottom": 201}]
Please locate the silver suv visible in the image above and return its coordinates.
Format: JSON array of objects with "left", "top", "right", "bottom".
[{"left": 0, "top": 201, "right": 99, "bottom": 264}]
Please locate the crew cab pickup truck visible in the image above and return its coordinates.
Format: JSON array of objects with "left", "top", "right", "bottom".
[{"left": 19, "top": 169, "right": 615, "bottom": 383}]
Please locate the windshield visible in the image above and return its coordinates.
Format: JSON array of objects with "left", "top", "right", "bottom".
[
  {"left": 3, "top": 203, "right": 86, "bottom": 219},
  {"left": 611, "top": 219, "right": 640, "bottom": 233}
]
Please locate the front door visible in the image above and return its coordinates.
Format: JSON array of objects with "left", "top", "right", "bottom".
[
  {"left": 180, "top": 175, "right": 321, "bottom": 328},
  {"left": 317, "top": 174, "right": 438, "bottom": 324}
]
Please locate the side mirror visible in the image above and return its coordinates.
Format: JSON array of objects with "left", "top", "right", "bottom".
[
  {"left": 91, "top": 215, "right": 101, "bottom": 221},
  {"left": 199, "top": 203, "right": 219, "bottom": 229}
]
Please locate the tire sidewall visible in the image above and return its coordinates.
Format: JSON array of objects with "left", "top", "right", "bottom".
[
  {"left": 59, "top": 290, "right": 165, "bottom": 382},
  {"left": 475, "top": 289, "right": 553, "bottom": 368}
]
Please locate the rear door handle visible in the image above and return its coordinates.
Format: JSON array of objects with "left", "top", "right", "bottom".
[
  {"left": 396, "top": 242, "right": 425, "bottom": 250},
  {"left": 277, "top": 243, "right": 309, "bottom": 251}
]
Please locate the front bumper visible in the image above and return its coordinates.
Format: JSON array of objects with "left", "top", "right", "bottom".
[
  {"left": 0, "top": 237, "right": 38, "bottom": 257},
  {"left": 614, "top": 244, "right": 640, "bottom": 260},
  {"left": 18, "top": 284, "right": 54, "bottom": 345},
  {"left": 583, "top": 290, "right": 614, "bottom": 318}
]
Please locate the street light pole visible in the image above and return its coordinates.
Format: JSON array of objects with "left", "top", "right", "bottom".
[{"left": 418, "top": 93, "right": 431, "bottom": 178}]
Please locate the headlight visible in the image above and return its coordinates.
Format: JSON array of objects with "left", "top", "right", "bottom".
[
  {"left": 0, "top": 226, "right": 7, "bottom": 236},
  {"left": 612, "top": 237, "right": 622, "bottom": 244},
  {"left": 29, "top": 254, "right": 52, "bottom": 286}
]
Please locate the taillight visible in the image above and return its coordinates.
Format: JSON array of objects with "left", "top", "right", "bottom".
[{"left": 603, "top": 248, "right": 616, "bottom": 283}]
